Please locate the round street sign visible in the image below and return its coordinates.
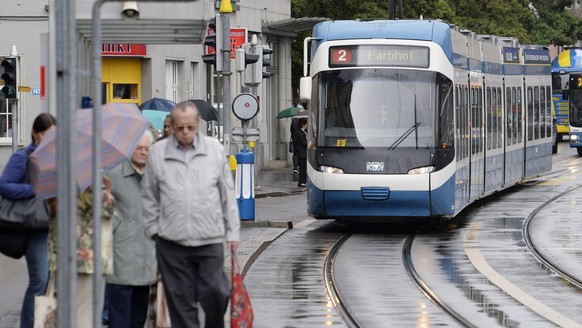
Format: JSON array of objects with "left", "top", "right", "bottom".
[{"left": 232, "top": 93, "right": 259, "bottom": 121}]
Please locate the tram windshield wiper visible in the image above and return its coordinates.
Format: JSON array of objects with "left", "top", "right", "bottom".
[
  {"left": 388, "top": 96, "right": 420, "bottom": 150},
  {"left": 388, "top": 122, "right": 421, "bottom": 150}
]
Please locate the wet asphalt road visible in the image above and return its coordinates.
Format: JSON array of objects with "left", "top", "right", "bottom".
[
  {"left": 245, "top": 142, "right": 582, "bottom": 328},
  {"left": 2, "top": 141, "right": 582, "bottom": 328}
]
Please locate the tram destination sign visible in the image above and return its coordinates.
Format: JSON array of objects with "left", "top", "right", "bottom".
[
  {"left": 329, "top": 45, "right": 429, "bottom": 68},
  {"left": 570, "top": 73, "right": 582, "bottom": 90}
]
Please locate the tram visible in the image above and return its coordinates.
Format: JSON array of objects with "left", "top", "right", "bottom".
[
  {"left": 298, "top": 19, "right": 553, "bottom": 220},
  {"left": 551, "top": 48, "right": 582, "bottom": 146}
]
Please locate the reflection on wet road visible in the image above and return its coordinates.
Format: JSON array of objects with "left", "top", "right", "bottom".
[
  {"left": 245, "top": 147, "right": 582, "bottom": 327},
  {"left": 332, "top": 234, "right": 462, "bottom": 327},
  {"left": 244, "top": 222, "right": 348, "bottom": 327}
]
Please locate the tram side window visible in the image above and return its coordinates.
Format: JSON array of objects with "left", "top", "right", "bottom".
[
  {"left": 517, "top": 86, "right": 523, "bottom": 143},
  {"left": 455, "top": 86, "right": 460, "bottom": 159},
  {"left": 478, "top": 87, "right": 484, "bottom": 153},
  {"left": 472, "top": 86, "right": 482, "bottom": 154},
  {"left": 506, "top": 87, "right": 512, "bottom": 146},
  {"left": 496, "top": 87, "right": 502, "bottom": 148},
  {"left": 438, "top": 78, "right": 453, "bottom": 149},
  {"left": 311, "top": 74, "right": 319, "bottom": 147},
  {"left": 486, "top": 87, "right": 492, "bottom": 150},
  {"left": 511, "top": 87, "right": 517, "bottom": 145},
  {"left": 527, "top": 87, "right": 534, "bottom": 141},
  {"left": 462, "top": 86, "right": 471, "bottom": 158},
  {"left": 540, "top": 86, "right": 546, "bottom": 139},
  {"left": 552, "top": 73, "right": 562, "bottom": 92},
  {"left": 534, "top": 86, "right": 541, "bottom": 140},
  {"left": 491, "top": 88, "right": 499, "bottom": 149},
  {"left": 546, "top": 86, "right": 552, "bottom": 137},
  {"left": 460, "top": 86, "right": 467, "bottom": 159}
]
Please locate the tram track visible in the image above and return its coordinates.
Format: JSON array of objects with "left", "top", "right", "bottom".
[
  {"left": 324, "top": 232, "right": 475, "bottom": 328},
  {"left": 320, "top": 154, "right": 582, "bottom": 328},
  {"left": 323, "top": 234, "right": 363, "bottom": 328},
  {"left": 523, "top": 184, "right": 582, "bottom": 289},
  {"left": 402, "top": 234, "right": 477, "bottom": 328}
]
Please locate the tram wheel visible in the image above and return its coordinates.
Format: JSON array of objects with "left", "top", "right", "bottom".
[{"left": 577, "top": 147, "right": 582, "bottom": 156}]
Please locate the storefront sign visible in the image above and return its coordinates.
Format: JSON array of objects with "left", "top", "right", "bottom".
[
  {"left": 206, "top": 28, "right": 247, "bottom": 59},
  {"left": 101, "top": 44, "right": 147, "bottom": 57}
]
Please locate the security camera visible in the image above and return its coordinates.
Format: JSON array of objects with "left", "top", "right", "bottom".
[{"left": 121, "top": 1, "right": 139, "bottom": 19}]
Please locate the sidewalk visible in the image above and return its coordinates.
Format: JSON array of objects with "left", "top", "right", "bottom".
[
  {"left": 255, "top": 165, "right": 305, "bottom": 199},
  {"left": 4, "top": 166, "right": 304, "bottom": 328},
  {"left": 234, "top": 164, "right": 309, "bottom": 276}
]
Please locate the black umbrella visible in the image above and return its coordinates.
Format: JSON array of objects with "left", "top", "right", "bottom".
[
  {"left": 189, "top": 99, "right": 219, "bottom": 121},
  {"left": 138, "top": 97, "right": 176, "bottom": 112}
]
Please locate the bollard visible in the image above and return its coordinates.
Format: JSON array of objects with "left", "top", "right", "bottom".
[{"left": 235, "top": 148, "right": 254, "bottom": 220}]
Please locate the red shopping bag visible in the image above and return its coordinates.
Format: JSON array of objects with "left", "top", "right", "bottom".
[{"left": 230, "top": 249, "right": 253, "bottom": 328}]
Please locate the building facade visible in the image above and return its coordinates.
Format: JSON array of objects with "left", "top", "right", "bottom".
[{"left": 0, "top": 0, "right": 297, "bottom": 172}]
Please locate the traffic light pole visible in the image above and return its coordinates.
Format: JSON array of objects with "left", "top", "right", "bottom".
[
  {"left": 221, "top": 11, "right": 232, "bottom": 157},
  {"left": 10, "top": 99, "right": 18, "bottom": 153}
]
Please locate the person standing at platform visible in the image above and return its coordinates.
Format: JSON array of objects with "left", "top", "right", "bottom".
[
  {"left": 142, "top": 100, "right": 240, "bottom": 328},
  {"left": 293, "top": 117, "right": 308, "bottom": 187}
]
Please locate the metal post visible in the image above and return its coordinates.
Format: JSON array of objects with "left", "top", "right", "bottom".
[
  {"left": 222, "top": 12, "right": 231, "bottom": 156},
  {"left": 91, "top": 3, "right": 105, "bottom": 327},
  {"left": 88, "top": 1, "right": 200, "bottom": 326},
  {"left": 54, "top": 0, "right": 77, "bottom": 326},
  {"left": 10, "top": 99, "right": 17, "bottom": 153}
]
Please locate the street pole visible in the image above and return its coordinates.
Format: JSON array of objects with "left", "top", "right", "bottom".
[
  {"left": 10, "top": 99, "right": 18, "bottom": 153},
  {"left": 54, "top": 0, "right": 78, "bottom": 326},
  {"left": 220, "top": 0, "right": 232, "bottom": 156}
]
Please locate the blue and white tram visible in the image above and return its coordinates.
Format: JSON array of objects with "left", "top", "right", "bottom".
[{"left": 298, "top": 19, "right": 553, "bottom": 220}]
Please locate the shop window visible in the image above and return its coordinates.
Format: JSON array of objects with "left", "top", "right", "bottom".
[{"left": 113, "top": 83, "right": 138, "bottom": 100}]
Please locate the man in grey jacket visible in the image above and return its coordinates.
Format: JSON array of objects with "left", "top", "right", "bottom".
[
  {"left": 142, "top": 101, "right": 240, "bottom": 328},
  {"left": 106, "top": 130, "right": 157, "bottom": 328}
]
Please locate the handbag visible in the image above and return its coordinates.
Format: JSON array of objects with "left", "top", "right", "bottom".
[
  {"left": 288, "top": 138, "right": 293, "bottom": 153},
  {"left": 0, "top": 196, "right": 49, "bottom": 231},
  {"left": 34, "top": 273, "right": 57, "bottom": 328},
  {"left": 230, "top": 249, "right": 253, "bottom": 328},
  {"left": 0, "top": 148, "right": 49, "bottom": 232},
  {"left": 0, "top": 230, "right": 29, "bottom": 259},
  {"left": 156, "top": 280, "right": 172, "bottom": 328}
]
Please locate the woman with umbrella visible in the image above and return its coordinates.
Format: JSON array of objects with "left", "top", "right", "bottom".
[{"left": 0, "top": 113, "right": 56, "bottom": 328}]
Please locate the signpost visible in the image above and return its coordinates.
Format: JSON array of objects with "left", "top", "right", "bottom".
[{"left": 232, "top": 92, "right": 259, "bottom": 220}]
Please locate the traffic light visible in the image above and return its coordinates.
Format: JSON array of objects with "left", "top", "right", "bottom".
[
  {"left": 202, "top": 14, "right": 223, "bottom": 72},
  {"left": 1, "top": 58, "right": 17, "bottom": 99},
  {"left": 236, "top": 45, "right": 259, "bottom": 72},
  {"left": 240, "top": 44, "right": 260, "bottom": 86},
  {"left": 242, "top": 44, "right": 273, "bottom": 86},
  {"left": 260, "top": 45, "right": 273, "bottom": 79}
]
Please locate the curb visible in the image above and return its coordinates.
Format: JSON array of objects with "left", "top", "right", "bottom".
[{"left": 255, "top": 190, "right": 306, "bottom": 199}]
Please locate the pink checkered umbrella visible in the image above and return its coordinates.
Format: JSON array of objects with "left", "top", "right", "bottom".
[{"left": 29, "top": 103, "right": 150, "bottom": 199}]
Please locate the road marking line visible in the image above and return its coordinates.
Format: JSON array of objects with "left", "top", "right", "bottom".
[
  {"left": 293, "top": 219, "right": 316, "bottom": 229},
  {"left": 538, "top": 177, "right": 572, "bottom": 185},
  {"left": 464, "top": 222, "right": 582, "bottom": 327}
]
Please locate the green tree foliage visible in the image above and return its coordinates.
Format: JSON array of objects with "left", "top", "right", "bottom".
[{"left": 290, "top": 0, "right": 582, "bottom": 94}]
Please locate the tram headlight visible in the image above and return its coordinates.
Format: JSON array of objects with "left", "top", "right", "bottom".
[
  {"left": 407, "top": 166, "right": 435, "bottom": 175},
  {"left": 571, "top": 135, "right": 580, "bottom": 141},
  {"left": 320, "top": 165, "right": 344, "bottom": 174}
]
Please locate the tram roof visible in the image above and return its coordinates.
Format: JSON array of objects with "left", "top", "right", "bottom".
[
  {"left": 551, "top": 48, "right": 582, "bottom": 71},
  {"left": 312, "top": 20, "right": 453, "bottom": 62},
  {"left": 313, "top": 19, "right": 452, "bottom": 45}
]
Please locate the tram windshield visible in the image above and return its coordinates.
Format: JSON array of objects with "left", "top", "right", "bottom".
[
  {"left": 316, "top": 69, "right": 446, "bottom": 149},
  {"left": 570, "top": 89, "right": 582, "bottom": 127}
]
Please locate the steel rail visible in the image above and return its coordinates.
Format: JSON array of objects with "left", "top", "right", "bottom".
[
  {"left": 523, "top": 184, "right": 582, "bottom": 289},
  {"left": 323, "top": 234, "right": 363, "bottom": 328},
  {"left": 403, "top": 234, "right": 478, "bottom": 328}
]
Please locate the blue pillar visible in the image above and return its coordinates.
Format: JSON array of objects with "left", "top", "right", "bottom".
[{"left": 235, "top": 148, "right": 254, "bottom": 220}]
